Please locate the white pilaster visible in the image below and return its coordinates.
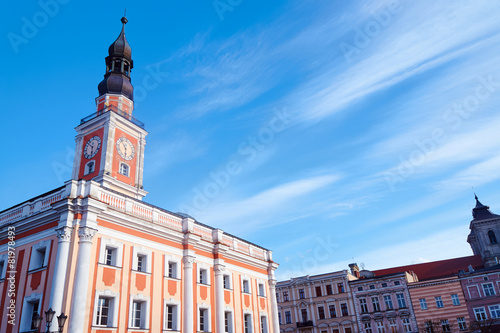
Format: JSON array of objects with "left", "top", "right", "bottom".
[
  {"left": 48, "top": 226, "right": 73, "bottom": 330},
  {"left": 68, "top": 226, "right": 97, "bottom": 333},
  {"left": 183, "top": 255, "right": 195, "bottom": 333},
  {"left": 214, "top": 263, "right": 225, "bottom": 333},
  {"left": 268, "top": 263, "right": 280, "bottom": 333}
]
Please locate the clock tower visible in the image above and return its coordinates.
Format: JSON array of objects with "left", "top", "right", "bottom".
[{"left": 72, "top": 17, "right": 148, "bottom": 199}]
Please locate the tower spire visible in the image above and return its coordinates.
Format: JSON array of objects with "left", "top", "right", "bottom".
[{"left": 97, "top": 16, "right": 134, "bottom": 116}]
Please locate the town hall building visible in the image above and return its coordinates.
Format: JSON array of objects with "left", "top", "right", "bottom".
[{"left": 0, "top": 17, "right": 280, "bottom": 333}]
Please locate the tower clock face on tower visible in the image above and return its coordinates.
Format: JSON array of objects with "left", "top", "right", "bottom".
[
  {"left": 116, "top": 137, "right": 135, "bottom": 160},
  {"left": 83, "top": 136, "right": 101, "bottom": 159}
]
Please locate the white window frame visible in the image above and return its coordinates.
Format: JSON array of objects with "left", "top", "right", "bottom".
[
  {"left": 29, "top": 240, "right": 51, "bottom": 270},
  {"left": 99, "top": 238, "right": 123, "bottom": 267},
  {"left": 242, "top": 276, "right": 251, "bottom": 294},
  {"left": 376, "top": 321, "right": 385, "bottom": 333},
  {"left": 224, "top": 308, "right": 234, "bottom": 333},
  {"left": 93, "top": 290, "right": 119, "bottom": 328},
  {"left": 165, "top": 255, "right": 181, "bottom": 279},
  {"left": 396, "top": 293, "right": 406, "bottom": 308},
  {"left": 441, "top": 319, "right": 450, "bottom": 332},
  {"left": 419, "top": 298, "right": 428, "bottom": 310},
  {"left": 402, "top": 318, "right": 411, "bottom": 332},
  {"left": 483, "top": 282, "right": 496, "bottom": 296},
  {"left": 119, "top": 162, "right": 130, "bottom": 177},
  {"left": 435, "top": 296, "right": 444, "bottom": 308},
  {"left": 258, "top": 280, "right": 266, "bottom": 297},
  {"left": 489, "top": 304, "right": 500, "bottom": 319},
  {"left": 317, "top": 305, "right": 326, "bottom": 320},
  {"left": 128, "top": 294, "right": 150, "bottom": 329},
  {"left": 164, "top": 298, "right": 181, "bottom": 331},
  {"left": 198, "top": 264, "right": 211, "bottom": 285},
  {"left": 198, "top": 304, "right": 211, "bottom": 332},
  {"left": 383, "top": 295, "right": 393, "bottom": 310},
  {"left": 285, "top": 310, "right": 292, "bottom": 324},
  {"left": 457, "top": 317, "right": 467, "bottom": 331},
  {"left": 132, "top": 245, "right": 152, "bottom": 273},
  {"left": 451, "top": 294, "right": 460, "bottom": 306},
  {"left": 360, "top": 298, "right": 368, "bottom": 313},
  {"left": 260, "top": 314, "right": 269, "bottom": 333},
  {"left": 243, "top": 311, "right": 253, "bottom": 333},
  {"left": 84, "top": 160, "right": 96, "bottom": 175},
  {"left": 19, "top": 293, "right": 43, "bottom": 332},
  {"left": 0, "top": 254, "right": 7, "bottom": 280},
  {"left": 474, "top": 307, "right": 487, "bottom": 321},
  {"left": 223, "top": 273, "right": 232, "bottom": 289},
  {"left": 389, "top": 319, "right": 397, "bottom": 333}
]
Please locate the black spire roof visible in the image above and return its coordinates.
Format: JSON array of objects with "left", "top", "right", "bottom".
[
  {"left": 472, "top": 194, "right": 500, "bottom": 221},
  {"left": 98, "top": 17, "right": 134, "bottom": 100}
]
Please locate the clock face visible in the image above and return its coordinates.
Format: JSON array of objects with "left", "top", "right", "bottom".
[
  {"left": 116, "top": 137, "right": 135, "bottom": 160},
  {"left": 83, "top": 136, "right": 101, "bottom": 159}
]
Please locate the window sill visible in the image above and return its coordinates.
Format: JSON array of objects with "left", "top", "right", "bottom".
[
  {"left": 132, "top": 269, "right": 151, "bottom": 275},
  {"left": 198, "top": 282, "right": 211, "bottom": 286},
  {"left": 28, "top": 265, "right": 47, "bottom": 274},
  {"left": 98, "top": 263, "right": 122, "bottom": 269},
  {"left": 165, "top": 276, "right": 181, "bottom": 281},
  {"left": 91, "top": 326, "right": 118, "bottom": 330}
]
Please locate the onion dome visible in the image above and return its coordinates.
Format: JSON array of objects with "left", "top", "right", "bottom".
[{"left": 98, "top": 17, "right": 134, "bottom": 100}]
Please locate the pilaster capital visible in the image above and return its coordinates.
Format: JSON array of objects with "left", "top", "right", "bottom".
[
  {"left": 56, "top": 226, "right": 73, "bottom": 243},
  {"left": 214, "top": 264, "right": 226, "bottom": 275},
  {"left": 183, "top": 255, "right": 196, "bottom": 269},
  {"left": 78, "top": 226, "right": 97, "bottom": 243},
  {"left": 269, "top": 279, "right": 277, "bottom": 287}
]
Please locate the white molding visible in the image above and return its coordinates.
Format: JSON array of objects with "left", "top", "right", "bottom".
[{"left": 93, "top": 289, "right": 120, "bottom": 327}]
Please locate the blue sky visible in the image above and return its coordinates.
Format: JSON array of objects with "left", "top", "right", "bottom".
[{"left": 2, "top": 1, "right": 500, "bottom": 280}]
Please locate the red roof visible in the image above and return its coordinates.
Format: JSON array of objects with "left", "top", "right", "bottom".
[{"left": 372, "top": 255, "right": 484, "bottom": 281}]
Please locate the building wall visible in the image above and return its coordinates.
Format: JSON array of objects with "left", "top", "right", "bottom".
[{"left": 408, "top": 277, "right": 470, "bottom": 332}]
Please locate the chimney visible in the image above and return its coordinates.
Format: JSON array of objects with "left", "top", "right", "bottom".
[{"left": 349, "top": 263, "right": 360, "bottom": 277}]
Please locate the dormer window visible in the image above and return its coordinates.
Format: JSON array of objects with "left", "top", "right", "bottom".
[
  {"left": 119, "top": 163, "right": 129, "bottom": 177},
  {"left": 488, "top": 230, "right": 497, "bottom": 244}
]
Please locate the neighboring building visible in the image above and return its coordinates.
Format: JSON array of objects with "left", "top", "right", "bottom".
[
  {"left": 0, "top": 17, "right": 279, "bottom": 333},
  {"left": 349, "top": 266, "right": 418, "bottom": 333},
  {"left": 408, "top": 276, "right": 471, "bottom": 333},
  {"left": 276, "top": 270, "right": 357, "bottom": 333},
  {"left": 468, "top": 195, "right": 500, "bottom": 267},
  {"left": 459, "top": 265, "right": 500, "bottom": 332}
]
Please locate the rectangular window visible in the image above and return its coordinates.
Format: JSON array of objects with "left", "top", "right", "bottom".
[
  {"left": 260, "top": 316, "right": 268, "bottom": 333},
  {"left": 199, "top": 308, "right": 209, "bottom": 332},
  {"left": 105, "top": 247, "right": 115, "bottom": 266},
  {"left": 278, "top": 312, "right": 282, "bottom": 325},
  {"left": 329, "top": 304, "right": 337, "bottom": 318},
  {"left": 224, "top": 275, "right": 231, "bottom": 289},
  {"left": 301, "top": 308, "right": 308, "bottom": 322},
  {"left": 119, "top": 163, "right": 129, "bottom": 176},
  {"left": 341, "top": 303, "right": 349, "bottom": 316},
  {"left": 345, "top": 328, "right": 352, "bottom": 333},
  {"left": 244, "top": 314, "right": 252, "bottom": 333},
  {"left": 30, "top": 300, "right": 40, "bottom": 330},
  {"left": 483, "top": 283, "right": 495, "bottom": 296},
  {"left": 372, "top": 297, "right": 381, "bottom": 312},
  {"left": 285, "top": 311, "right": 291, "bottom": 324},
  {"left": 360, "top": 298, "right": 368, "bottom": 313},
  {"left": 489, "top": 305, "right": 500, "bottom": 318},
  {"left": 199, "top": 269, "right": 208, "bottom": 284},
  {"left": 396, "top": 293, "right": 406, "bottom": 308},
  {"left": 457, "top": 317, "right": 467, "bottom": 330},
  {"left": 377, "top": 321, "right": 385, "bottom": 333},
  {"left": 258, "top": 283, "right": 265, "bottom": 296},
  {"left": 35, "top": 247, "right": 46, "bottom": 268},
  {"left": 394, "top": 281, "right": 400, "bottom": 286},
  {"left": 403, "top": 318, "right": 411, "bottom": 332},
  {"left": 441, "top": 319, "right": 450, "bottom": 332},
  {"left": 168, "top": 261, "right": 177, "bottom": 278},
  {"left": 318, "top": 306, "right": 325, "bottom": 320},
  {"left": 365, "top": 322, "right": 372, "bottom": 333},
  {"left": 276, "top": 293, "right": 280, "bottom": 303},
  {"left": 283, "top": 292, "right": 289, "bottom": 301},
  {"left": 381, "top": 282, "right": 388, "bottom": 288},
  {"left": 96, "top": 297, "right": 110, "bottom": 326},
  {"left": 132, "top": 301, "right": 142, "bottom": 328},
  {"left": 242, "top": 280, "right": 250, "bottom": 293},
  {"left": 224, "top": 311, "right": 233, "bottom": 333},
  {"left": 0, "top": 260, "right": 5, "bottom": 280},
  {"left": 299, "top": 289, "right": 305, "bottom": 299},
  {"left": 435, "top": 296, "right": 444, "bottom": 308},
  {"left": 326, "top": 284, "right": 333, "bottom": 295},
  {"left": 358, "top": 286, "right": 363, "bottom": 291},
  {"left": 474, "top": 307, "right": 487, "bottom": 321},
  {"left": 419, "top": 298, "right": 428, "bottom": 310},
  {"left": 384, "top": 295, "right": 393, "bottom": 310},
  {"left": 316, "top": 286, "right": 322, "bottom": 297},
  {"left": 389, "top": 319, "right": 397, "bottom": 333},
  {"left": 338, "top": 283, "right": 345, "bottom": 293},
  {"left": 370, "top": 285, "right": 375, "bottom": 290},
  {"left": 165, "top": 304, "right": 178, "bottom": 330},
  {"left": 451, "top": 294, "right": 460, "bottom": 306},
  {"left": 137, "top": 254, "right": 146, "bottom": 272},
  {"left": 425, "top": 321, "right": 433, "bottom": 333}
]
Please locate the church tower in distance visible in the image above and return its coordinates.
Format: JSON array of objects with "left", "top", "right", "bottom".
[
  {"left": 467, "top": 195, "right": 500, "bottom": 267},
  {"left": 72, "top": 16, "right": 148, "bottom": 199}
]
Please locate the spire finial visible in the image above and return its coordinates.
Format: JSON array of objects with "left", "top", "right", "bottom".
[{"left": 475, "top": 193, "right": 479, "bottom": 200}]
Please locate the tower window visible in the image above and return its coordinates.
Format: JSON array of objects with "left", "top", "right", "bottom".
[
  {"left": 85, "top": 160, "right": 95, "bottom": 175},
  {"left": 488, "top": 230, "right": 497, "bottom": 244},
  {"left": 119, "top": 163, "right": 129, "bottom": 177}
]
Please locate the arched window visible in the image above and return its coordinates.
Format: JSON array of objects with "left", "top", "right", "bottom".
[{"left": 488, "top": 230, "right": 497, "bottom": 245}]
